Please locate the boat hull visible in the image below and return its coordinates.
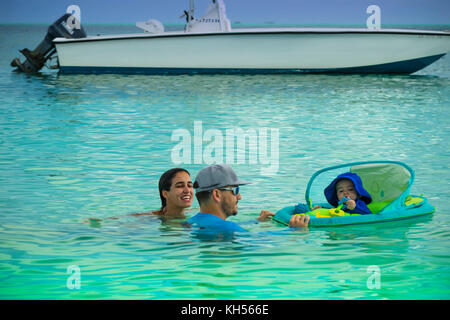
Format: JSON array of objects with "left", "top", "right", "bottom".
[{"left": 54, "top": 29, "right": 450, "bottom": 74}]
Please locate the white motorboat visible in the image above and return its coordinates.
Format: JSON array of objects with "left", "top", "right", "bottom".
[{"left": 12, "top": 0, "right": 450, "bottom": 74}]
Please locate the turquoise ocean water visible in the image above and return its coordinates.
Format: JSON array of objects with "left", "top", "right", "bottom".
[{"left": 0, "top": 24, "right": 449, "bottom": 299}]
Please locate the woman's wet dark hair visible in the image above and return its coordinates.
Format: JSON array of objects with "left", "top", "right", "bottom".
[{"left": 158, "top": 168, "right": 190, "bottom": 210}]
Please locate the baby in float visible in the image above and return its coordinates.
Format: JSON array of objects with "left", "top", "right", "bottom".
[{"left": 295, "top": 172, "right": 372, "bottom": 216}]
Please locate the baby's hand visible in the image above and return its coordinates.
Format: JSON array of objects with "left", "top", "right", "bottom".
[
  {"left": 313, "top": 205, "right": 322, "bottom": 210},
  {"left": 289, "top": 214, "right": 310, "bottom": 227},
  {"left": 344, "top": 199, "right": 356, "bottom": 210},
  {"left": 258, "top": 210, "right": 275, "bottom": 221}
]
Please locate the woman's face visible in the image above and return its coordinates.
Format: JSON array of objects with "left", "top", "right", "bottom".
[{"left": 163, "top": 171, "right": 193, "bottom": 209}]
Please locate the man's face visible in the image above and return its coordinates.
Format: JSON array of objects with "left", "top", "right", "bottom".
[{"left": 219, "top": 186, "right": 242, "bottom": 217}]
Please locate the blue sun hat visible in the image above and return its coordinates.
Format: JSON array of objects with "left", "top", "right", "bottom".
[{"left": 324, "top": 172, "right": 372, "bottom": 207}]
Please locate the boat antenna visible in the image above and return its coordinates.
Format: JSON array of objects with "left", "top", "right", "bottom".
[{"left": 189, "top": 0, "right": 195, "bottom": 22}]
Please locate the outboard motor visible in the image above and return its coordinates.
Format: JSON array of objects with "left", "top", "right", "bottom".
[{"left": 11, "top": 13, "right": 87, "bottom": 73}]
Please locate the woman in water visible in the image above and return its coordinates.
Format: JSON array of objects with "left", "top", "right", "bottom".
[
  {"left": 88, "top": 168, "right": 193, "bottom": 225},
  {"left": 132, "top": 168, "right": 194, "bottom": 218}
]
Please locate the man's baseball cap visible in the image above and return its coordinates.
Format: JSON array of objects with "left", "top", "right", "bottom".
[{"left": 194, "top": 164, "right": 251, "bottom": 192}]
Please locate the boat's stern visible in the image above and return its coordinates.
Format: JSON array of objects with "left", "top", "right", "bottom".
[{"left": 11, "top": 13, "right": 87, "bottom": 73}]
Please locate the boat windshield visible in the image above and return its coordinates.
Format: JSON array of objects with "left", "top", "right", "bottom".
[{"left": 185, "top": 0, "right": 231, "bottom": 33}]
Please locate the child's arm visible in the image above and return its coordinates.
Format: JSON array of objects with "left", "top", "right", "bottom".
[
  {"left": 345, "top": 200, "right": 372, "bottom": 215},
  {"left": 344, "top": 199, "right": 356, "bottom": 210}
]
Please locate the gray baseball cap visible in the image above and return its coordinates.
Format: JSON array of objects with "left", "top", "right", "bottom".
[{"left": 194, "top": 164, "right": 251, "bottom": 192}]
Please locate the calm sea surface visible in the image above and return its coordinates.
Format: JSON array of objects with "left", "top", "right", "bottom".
[{"left": 0, "top": 24, "right": 449, "bottom": 299}]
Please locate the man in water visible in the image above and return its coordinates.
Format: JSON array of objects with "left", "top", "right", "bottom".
[{"left": 187, "top": 164, "right": 308, "bottom": 233}]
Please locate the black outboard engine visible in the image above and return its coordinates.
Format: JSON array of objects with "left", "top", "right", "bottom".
[{"left": 11, "top": 13, "right": 87, "bottom": 73}]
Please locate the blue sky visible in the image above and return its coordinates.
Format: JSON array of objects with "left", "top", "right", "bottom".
[{"left": 1, "top": 0, "right": 449, "bottom": 25}]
